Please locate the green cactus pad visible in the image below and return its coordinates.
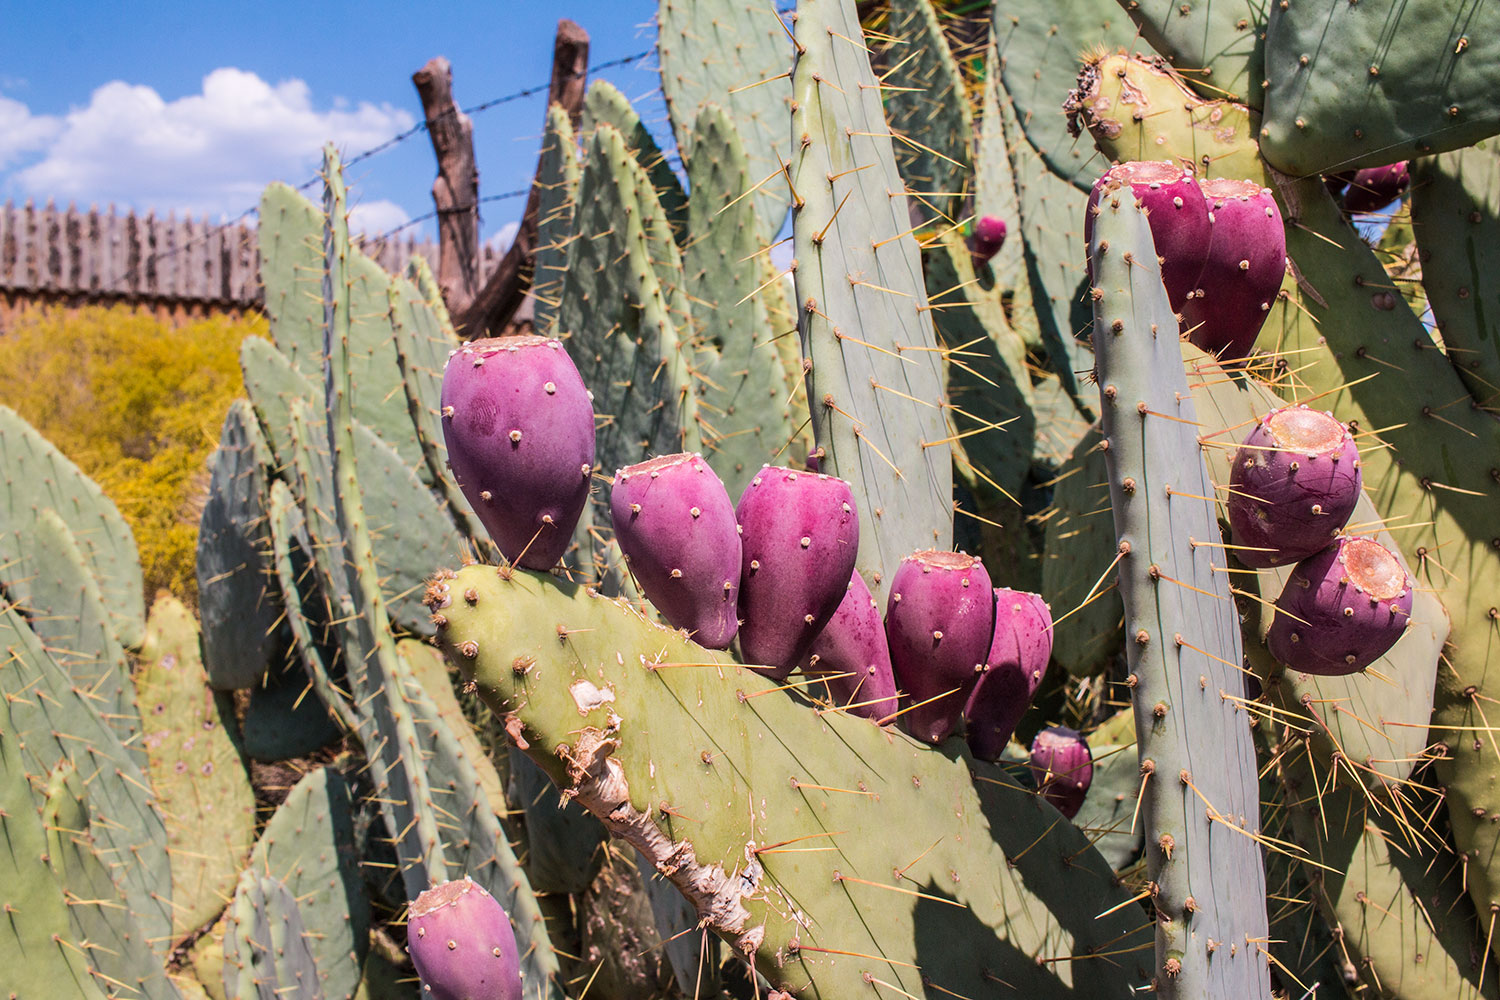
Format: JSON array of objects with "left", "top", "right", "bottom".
[
  {"left": 560, "top": 122, "right": 696, "bottom": 472},
  {"left": 9, "top": 506, "right": 139, "bottom": 754},
  {"left": 873, "top": 0, "right": 974, "bottom": 229},
  {"left": 532, "top": 104, "right": 581, "bottom": 338},
  {"left": 222, "top": 869, "right": 326, "bottom": 1000},
  {"left": 248, "top": 766, "right": 369, "bottom": 1000},
  {"left": 0, "top": 403, "right": 144, "bottom": 650},
  {"left": 0, "top": 727, "right": 107, "bottom": 1000},
  {"left": 1040, "top": 426, "right": 1125, "bottom": 677},
  {"left": 434, "top": 565, "right": 1154, "bottom": 998},
  {"left": 198, "top": 398, "right": 281, "bottom": 690},
  {"left": 1260, "top": 0, "right": 1500, "bottom": 176},
  {"left": 684, "top": 103, "right": 804, "bottom": 499},
  {"left": 0, "top": 599, "right": 175, "bottom": 962},
  {"left": 582, "top": 80, "right": 689, "bottom": 248},
  {"left": 1089, "top": 188, "right": 1270, "bottom": 995},
  {"left": 39, "top": 759, "right": 184, "bottom": 999},
  {"left": 1258, "top": 177, "right": 1500, "bottom": 948},
  {"left": 975, "top": 40, "right": 1040, "bottom": 351},
  {"left": 1411, "top": 143, "right": 1500, "bottom": 409},
  {"left": 399, "top": 637, "right": 507, "bottom": 820},
  {"left": 1065, "top": 51, "right": 1266, "bottom": 184},
  {"left": 135, "top": 594, "right": 257, "bottom": 939},
  {"left": 657, "top": 0, "right": 794, "bottom": 243},
  {"left": 1072, "top": 710, "right": 1145, "bottom": 873},
  {"left": 507, "top": 747, "right": 607, "bottom": 895},
  {"left": 992, "top": 0, "right": 1140, "bottom": 191},
  {"left": 791, "top": 0, "right": 953, "bottom": 601},
  {"left": 1120, "top": 0, "right": 1266, "bottom": 106},
  {"left": 922, "top": 234, "right": 1035, "bottom": 508}
]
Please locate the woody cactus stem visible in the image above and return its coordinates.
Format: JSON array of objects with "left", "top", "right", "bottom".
[{"left": 1088, "top": 187, "right": 1270, "bottom": 996}]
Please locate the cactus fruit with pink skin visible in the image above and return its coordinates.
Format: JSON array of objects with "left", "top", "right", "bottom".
[
  {"left": 884, "top": 550, "right": 995, "bottom": 745},
  {"left": 441, "top": 336, "right": 594, "bottom": 570},
  {"left": 1177, "top": 178, "right": 1286, "bottom": 361},
  {"left": 1227, "top": 406, "right": 1362, "bottom": 568},
  {"left": 1266, "top": 536, "right": 1414, "bottom": 676},
  {"left": 1028, "top": 727, "right": 1093, "bottom": 820},
  {"left": 407, "top": 877, "right": 522, "bottom": 1000},
  {"left": 735, "top": 466, "right": 860, "bottom": 676},
  {"left": 967, "top": 215, "right": 1008, "bottom": 262},
  {"left": 964, "top": 589, "right": 1053, "bottom": 761},
  {"left": 1342, "top": 161, "right": 1411, "bottom": 214},
  {"left": 1087, "top": 161, "right": 1210, "bottom": 316},
  {"left": 800, "top": 569, "right": 899, "bottom": 721},
  {"left": 610, "top": 453, "right": 741, "bottom": 649}
]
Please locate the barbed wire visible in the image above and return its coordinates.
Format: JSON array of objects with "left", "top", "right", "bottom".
[
  {"left": 373, "top": 186, "right": 531, "bottom": 242},
  {"left": 118, "top": 47, "right": 655, "bottom": 283}
]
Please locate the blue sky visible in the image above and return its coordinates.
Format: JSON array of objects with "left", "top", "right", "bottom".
[{"left": 0, "top": 2, "right": 670, "bottom": 246}]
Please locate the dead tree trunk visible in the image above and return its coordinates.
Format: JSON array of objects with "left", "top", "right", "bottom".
[
  {"left": 455, "top": 19, "right": 590, "bottom": 339},
  {"left": 413, "top": 56, "right": 480, "bottom": 315}
]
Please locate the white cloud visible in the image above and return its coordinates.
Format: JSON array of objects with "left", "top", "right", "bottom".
[
  {"left": 488, "top": 220, "right": 519, "bottom": 252},
  {"left": 6, "top": 68, "right": 415, "bottom": 219},
  {"left": 347, "top": 199, "right": 411, "bottom": 238},
  {"left": 0, "top": 95, "right": 61, "bottom": 170}
]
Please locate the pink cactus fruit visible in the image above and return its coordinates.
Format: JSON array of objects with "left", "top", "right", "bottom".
[
  {"left": 407, "top": 877, "right": 522, "bottom": 1000},
  {"left": 1227, "top": 406, "right": 1362, "bottom": 568},
  {"left": 1342, "top": 161, "right": 1410, "bottom": 214},
  {"left": 441, "top": 335, "right": 595, "bottom": 570},
  {"left": 800, "top": 569, "right": 899, "bottom": 721},
  {"left": 963, "top": 589, "right": 1053, "bottom": 762},
  {"left": 885, "top": 551, "right": 995, "bottom": 745},
  {"left": 1176, "top": 177, "right": 1287, "bottom": 362},
  {"left": 610, "top": 453, "right": 741, "bottom": 649},
  {"left": 1086, "top": 161, "right": 1211, "bottom": 316},
  {"left": 968, "top": 215, "right": 1008, "bottom": 262},
  {"left": 1266, "top": 536, "right": 1413, "bottom": 676},
  {"left": 1028, "top": 726, "right": 1093, "bottom": 820},
  {"left": 735, "top": 466, "right": 859, "bottom": 677}
]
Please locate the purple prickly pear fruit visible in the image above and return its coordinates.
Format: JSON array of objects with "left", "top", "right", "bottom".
[
  {"left": 1177, "top": 177, "right": 1287, "bottom": 362},
  {"left": 407, "top": 877, "right": 522, "bottom": 1000},
  {"left": 1086, "top": 161, "right": 1210, "bottom": 316},
  {"left": 884, "top": 551, "right": 995, "bottom": 745},
  {"left": 1028, "top": 726, "right": 1093, "bottom": 820},
  {"left": 800, "top": 569, "right": 899, "bottom": 721},
  {"left": 735, "top": 466, "right": 859, "bottom": 677},
  {"left": 442, "top": 336, "right": 594, "bottom": 570},
  {"left": 1342, "top": 161, "right": 1410, "bottom": 214},
  {"left": 968, "top": 215, "right": 1008, "bottom": 262},
  {"left": 610, "top": 453, "right": 740, "bottom": 649},
  {"left": 1227, "top": 405, "right": 1362, "bottom": 568},
  {"left": 963, "top": 589, "right": 1053, "bottom": 762},
  {"left": 1266, "top": 536, "right": 1413, "bottom": 676}
]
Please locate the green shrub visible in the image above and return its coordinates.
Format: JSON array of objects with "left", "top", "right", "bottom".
[{"left": 0, "top": 305, "right": 262, "bottom": 605}]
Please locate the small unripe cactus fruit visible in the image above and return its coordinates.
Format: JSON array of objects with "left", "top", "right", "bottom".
[
  {"left": 1227, "top": 405, "right": 1362, "bottom": 568},
  {"left": 964, "top": 589, "right": 1053, "bottom": 761},
  {"left": 407, "top": 877, "right": 521, "bottom": 1000},
  {"left": 610, "top": 453, "right": 740, "bottom": 649},
  {"left": 441, "top": 336, "right": 594, "bottom": 570},
  {"left": 968, "top": 215, "right": 1008, "bottom": 262},
  {"left": 801, "top": 569, "right": 898, "bottom": 721},
  {"left": 885, "top": 550, "right": 995, "bottom": 745},
  {"left": 1342, "top": 161, "right": 1410, "bottom": 214},
  {"left": 1266, "top": 536, "right": 1413, "bottom": 676},
  {"left": 735, "top": 466, "right": 859, "bottom": 676},
  {"left": 1028, "top": 726, "right": 1093, "bottom": 820}
]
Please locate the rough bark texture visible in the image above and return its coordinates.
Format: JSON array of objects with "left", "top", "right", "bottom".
[
  {"left": 413, "top": 57, "right": 479, "bottom": 314},
  {"left": 457, "top": 19, "right": 589, "bottom": 339}
]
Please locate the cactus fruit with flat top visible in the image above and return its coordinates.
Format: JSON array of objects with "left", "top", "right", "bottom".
[{"left": 1267, "top": 536, "right": 1414, "bottom": 675}]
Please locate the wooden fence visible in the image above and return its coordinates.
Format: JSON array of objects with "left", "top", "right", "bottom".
[{"left": 0, "top": 200, "right": 499, "bottom": 328}]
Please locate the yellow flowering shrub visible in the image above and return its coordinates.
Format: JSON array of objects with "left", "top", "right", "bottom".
[{"left": 0, "top": 305, "right": 264, "bottom": 605}]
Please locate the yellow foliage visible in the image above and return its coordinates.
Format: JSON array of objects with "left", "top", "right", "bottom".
[{"left": 0, "top": 305, "right": 263, "bottom": 605}]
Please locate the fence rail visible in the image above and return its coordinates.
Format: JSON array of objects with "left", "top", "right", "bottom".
[{"left": 0, "top": 200, "right": 498, "bottom": 314}]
